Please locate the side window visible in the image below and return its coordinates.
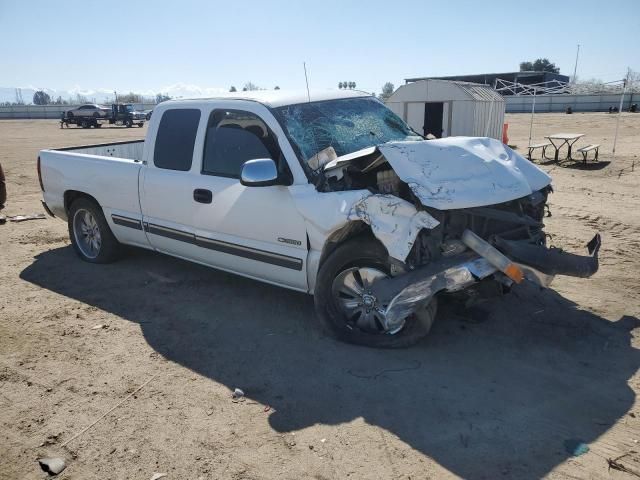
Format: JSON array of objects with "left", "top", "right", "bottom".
[
  {"left": 154, "top": 108, "right": 201, "bottom": 171},
  {"left": 202, "top": 110, "right": 279, "bottom": 178}
]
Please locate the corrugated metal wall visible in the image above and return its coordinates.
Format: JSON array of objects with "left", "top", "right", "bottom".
[
  {"left": 0, "top": 103, "right": 156, "bottom": 119},
  {"left": 473, "top": 100, "right": 505, "bottom": 139},
  {"left": 505, "top": 93, "right": 637, "bottom": 113}
]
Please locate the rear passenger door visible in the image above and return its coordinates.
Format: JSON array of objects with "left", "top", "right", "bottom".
[{"left": 139, "top": 108, "right": 203, "bottom": 260}]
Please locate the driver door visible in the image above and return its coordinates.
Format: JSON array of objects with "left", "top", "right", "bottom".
[{"left": 188, "top": 107, "right": 308, "bottom": 291}]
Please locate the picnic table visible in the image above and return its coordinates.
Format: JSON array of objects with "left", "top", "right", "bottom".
[{"left": 545, "top": 133, "right": 585, "bottom": 161}]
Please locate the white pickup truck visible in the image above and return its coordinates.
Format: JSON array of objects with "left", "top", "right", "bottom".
[{"left": 39, "top": 90, "right": 600, "bottom": 348}]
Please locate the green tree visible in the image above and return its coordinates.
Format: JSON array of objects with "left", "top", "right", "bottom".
[
  {"left": 229, "top": 86, "right": 237, "bottom": 92},
  {"left": 379, "top": 82, "right": 394, "bottom": 100},
  {"left": 33, "top": 90, "right": 51, "bottom": 105},
  {"left": 519, "top": 58, "right": 559, "bottom": 73},
  {"left": 274, "top": 86, "right": 280, "bottom": 90},
  {"left": 155, "top": 93, "right": 171, "bottom": 103}
]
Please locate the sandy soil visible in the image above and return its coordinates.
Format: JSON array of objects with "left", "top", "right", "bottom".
[{"left": 0, "top": 113, "right": 639, "bottom": 480}]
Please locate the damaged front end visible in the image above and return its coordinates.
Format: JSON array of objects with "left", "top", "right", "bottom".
[{"left": 313, "top": 137, "right": 601, "bottom": 325}]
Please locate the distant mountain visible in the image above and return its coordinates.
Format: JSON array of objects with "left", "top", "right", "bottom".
[{"left": 0, "top": 83, "right": 227, "bottom": 104}]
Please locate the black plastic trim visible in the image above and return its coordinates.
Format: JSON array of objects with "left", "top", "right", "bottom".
[
  {"left": 56, "top": 139, "right": 144, "bottom": 152},
  {"left": 109, "top": 216, "right": 303, "bottom": 271},
  {"left": 111, "top": 214, "right": 142, "bottom": 230},
  {"left": 194, "top": 235, "right": 303, "bottom": 271}
]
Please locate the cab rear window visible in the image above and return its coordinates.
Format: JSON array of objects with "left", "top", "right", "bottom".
[{"left": 154, "top": 109, "right": 201, "bottom": 171}]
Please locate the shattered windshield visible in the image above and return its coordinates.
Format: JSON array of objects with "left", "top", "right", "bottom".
[{"left": 273, "top": 97, "right": 421, "bottom": 166}]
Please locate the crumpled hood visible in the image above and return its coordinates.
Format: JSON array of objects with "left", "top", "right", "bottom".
[{"left": 377, "top": 137, "right": 552, "bottom": 210}]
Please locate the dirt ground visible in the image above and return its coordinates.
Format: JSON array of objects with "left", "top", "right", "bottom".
[{"left": 0, "top": 113, "right": 639, "bottom": 480}]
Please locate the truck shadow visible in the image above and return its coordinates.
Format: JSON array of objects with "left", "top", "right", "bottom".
[{"left": 20, "top": 246, "right": 640, "bottom": 479}]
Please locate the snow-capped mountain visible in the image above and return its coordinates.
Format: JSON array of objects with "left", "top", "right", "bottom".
[{"left": 0, "top": 83, "right": 228, "bottom": 104}]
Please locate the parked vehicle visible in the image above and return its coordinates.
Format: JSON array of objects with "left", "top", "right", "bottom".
[
  {"left": 61, "top": 103, "right": 145, "bottom": 128},
  {"left": 38, "top": 91, "right": 600, "bottom": 348},
  {"left": 66, "top": 104, "right": 111, "bottom": 119},
  {"left": 109, "top": 104, "right": 146, "bottom": 128}
]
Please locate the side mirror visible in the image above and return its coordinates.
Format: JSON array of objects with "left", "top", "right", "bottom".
[{"left": 240, "top": 158, "right": 279, "bottom": 187}]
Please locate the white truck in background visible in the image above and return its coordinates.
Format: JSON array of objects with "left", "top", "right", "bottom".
[{"left": 38, "top": 90, "right": 600, "bottom": 348}]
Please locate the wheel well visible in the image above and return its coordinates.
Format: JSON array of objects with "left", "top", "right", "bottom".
[
  {"left": 318, "top": 221, "right": 377, "bottom": 268},
  {"left": 64, "top": 190, "right": 100, "bottom": 213}
]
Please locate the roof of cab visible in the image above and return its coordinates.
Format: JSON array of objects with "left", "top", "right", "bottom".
[{"left": 163, "top": 89, "right": 372, "bottom": 108}]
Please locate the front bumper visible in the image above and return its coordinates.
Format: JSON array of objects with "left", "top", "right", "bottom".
[{"left": 371, "top": 229, "right": 601, "bottom": 325}]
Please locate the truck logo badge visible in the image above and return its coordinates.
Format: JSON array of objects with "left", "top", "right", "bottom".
[{"left": 278, "top": 237, "right": 302, "bottom": 246}]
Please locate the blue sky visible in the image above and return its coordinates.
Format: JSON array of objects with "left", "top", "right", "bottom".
[{"left": 0, "top": 0, "right": 638, "bottom": 96}]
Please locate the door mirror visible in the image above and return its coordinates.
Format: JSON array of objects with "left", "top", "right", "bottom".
[{"left": 240, "top": 158, "right": 279, "bottom": 187}]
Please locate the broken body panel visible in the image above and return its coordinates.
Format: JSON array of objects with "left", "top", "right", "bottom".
[{"left": 294, "top": 135, "right": 599, "bottom": 317}]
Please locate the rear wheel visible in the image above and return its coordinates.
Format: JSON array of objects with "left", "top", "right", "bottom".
[
  {"left": 81, "top": 119, "right": 90, "bottom": 129},
  {"left": 68, "top": 198, "right": 120, "bottom": 263},
  {"left": 314, "top": 237, "right": 437, "bottom": 348},
  {"left": 137, "top": 122, "right": 144, "bottom": 127}
]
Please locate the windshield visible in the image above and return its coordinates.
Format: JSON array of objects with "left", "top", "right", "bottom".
[
  {"left": 274, "top": 97, "right": 421, "bottom": 165},
  {"left": 125, "top": 105, "right": 134, "bottom": 112}
]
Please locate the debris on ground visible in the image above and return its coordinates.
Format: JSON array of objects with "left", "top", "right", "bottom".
[
  {"left": 150, "top": 473, "right": 167, "bottom": 480},
  {"left": 607, "top": 453, "right": 640, "bottom": 477},
  {"left": 0, "top": 215, "right": 5, "bottom": 225},
  {"left": 564, "top": 439, "right": 590, "bottom": 456},
  {"left": 91, "top": 324, "right": 106, "bottom": 330},
  {"left": 232, "top": 388, "right": 244, "bottom": 399},
  {"left": 8, "top": 213, "right": 46, "bottom": 222},
  {"left": 38, "top": 457, "right": 67, "bottom": 475}
]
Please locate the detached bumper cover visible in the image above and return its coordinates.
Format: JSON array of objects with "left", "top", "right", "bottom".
[
  {"left": 370, "top": 231, "right": 601, "bottom": 326},
  {"left": 494, "top": 233, "right": 601, "bottom": 278}
]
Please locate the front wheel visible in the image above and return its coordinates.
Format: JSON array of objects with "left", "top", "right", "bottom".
[
  {"left": 137, "top": 122, "right": 144, "bottom": 127},
  {"left": 126, "top": 119, "right": 133, "bottom": 128},
  {"left": 68, "top": 198, "right": 120, "bottom": 263},
  {"left": 314, "top": 237, "right": 437, "bottom": 348}
]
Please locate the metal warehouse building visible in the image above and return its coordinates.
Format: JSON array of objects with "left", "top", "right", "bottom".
[{"left": 385, "top": 79, "right": 505, "bottom": 140}]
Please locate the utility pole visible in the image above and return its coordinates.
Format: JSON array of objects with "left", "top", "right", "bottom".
[
  {"left": 572, "top": 44, "right": 580, "bottom": 84},
  {"left": 612, "top": 68, "right": 630, "bottom": 161}
]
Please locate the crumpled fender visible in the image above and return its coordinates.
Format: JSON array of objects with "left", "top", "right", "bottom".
[
  {"left": 346, "top": 194, "right": 439, "bottom": 260},
  {"left": 290, "top": 185, "right": 439, "bottom": 261}
]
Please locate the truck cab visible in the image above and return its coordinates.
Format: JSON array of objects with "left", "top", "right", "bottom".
[{"left": 110, "top": 103, "right": 146, "bottom": 127}]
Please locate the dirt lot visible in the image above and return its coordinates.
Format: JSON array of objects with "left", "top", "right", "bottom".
[{"left": 1, "top": 113, "right": 639, "bottom": 480}]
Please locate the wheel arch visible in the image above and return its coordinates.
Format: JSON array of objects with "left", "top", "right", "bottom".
[
  {"left": 318, "top": 220, "right": 378, "bottom": 269},
  {"left": 64, "top": 190, "right": 101, "bottom": 214}
]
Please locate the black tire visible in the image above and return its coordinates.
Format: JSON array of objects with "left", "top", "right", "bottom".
[
  {"left": 126, "top": 119, "right": 133, "bottom": 128},
  {"left": 314, "top": 237, "right": 438, "bottom": 348},
  {"left": 95, "top": 123, "right": 102, "bottom": 128},
  {"left": 137, "top": 122, "right": 144, "bottom": 127},
  {"left": 67, "top": 198, "right": 120, "bottom": 263},
  {"left": 81, "top": 119, "right": 90, "bottom": 129}
]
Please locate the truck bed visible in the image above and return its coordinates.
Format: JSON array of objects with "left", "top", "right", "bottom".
[
  {"left": 39, "top": 140, "right": 145, "bottom": 223},
  {"left": 56, "top": 139, "right": 145, "bottom": 161}
]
